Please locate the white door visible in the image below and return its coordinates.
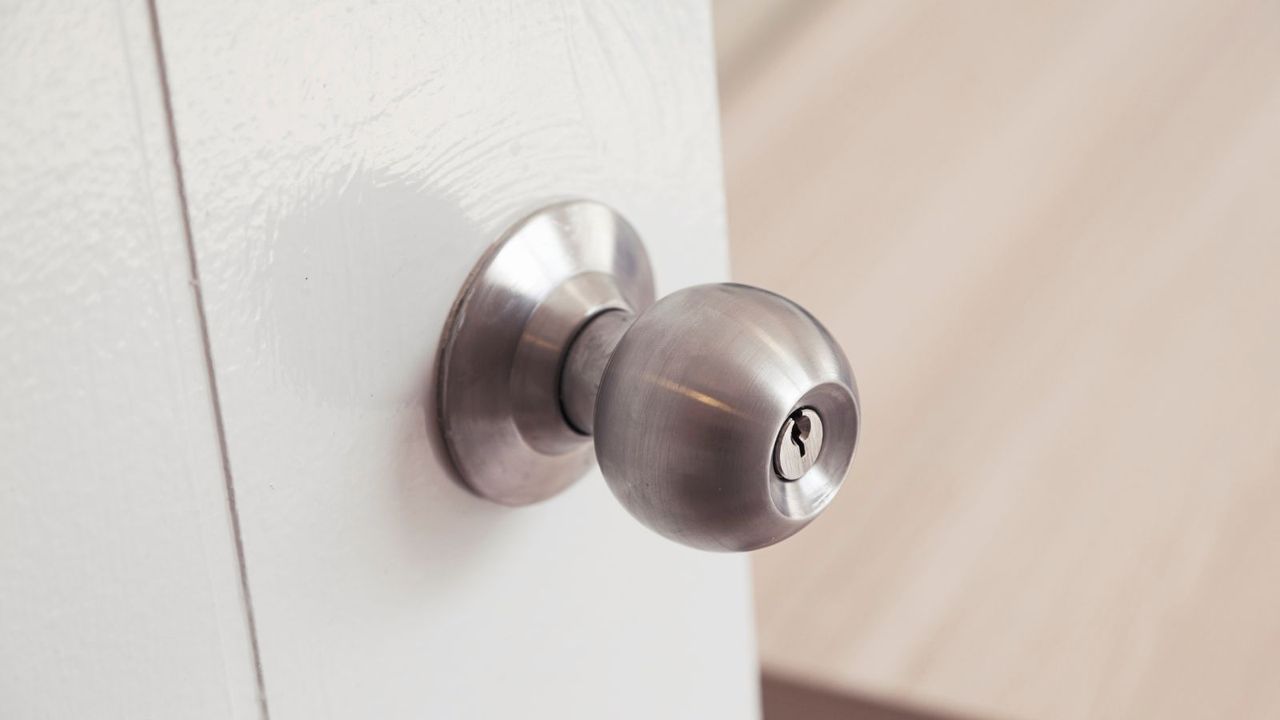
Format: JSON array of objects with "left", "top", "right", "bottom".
[{"left": 1, "top": 2, "right": 758, "bottom": 718}]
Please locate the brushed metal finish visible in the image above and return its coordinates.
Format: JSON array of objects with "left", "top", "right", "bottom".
[
  {"left": 595, "top": 284, "right": 859, "bottom": 551},
  {"left": 510, "top": 272, "right": 635, "bottom": 454},
  {"left": 441, "top": 202, "right": 859, "bottom": 550},
  {"left": 438, "top": 200, "right": 654, "bottom": 505},
  {"left": 561, "top": 310, "right": 634, "bottom": 435}
]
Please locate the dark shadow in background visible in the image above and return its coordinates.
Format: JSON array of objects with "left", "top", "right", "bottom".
[{"left": 762, "top": 673, "right": 984, "bottom": 720}]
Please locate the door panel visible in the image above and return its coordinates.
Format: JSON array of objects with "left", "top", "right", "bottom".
[
  {"left": 152, "top": 1, "right": 756, "bottom": 718},
  {"left": 0, "top": 2, "right": 260, "bottom": 717}
]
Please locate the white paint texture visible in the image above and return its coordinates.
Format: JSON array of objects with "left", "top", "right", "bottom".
[
  {"left": 150, "top": 1, "right": 757, "bottom": 719},
  {"left": 0, "top": 2, "right": 259, "bottom": 718}
]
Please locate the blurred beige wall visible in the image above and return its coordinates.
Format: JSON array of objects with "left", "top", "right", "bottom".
[{"left": 715, "top": 1, "right": 1280, "bottom": 718}]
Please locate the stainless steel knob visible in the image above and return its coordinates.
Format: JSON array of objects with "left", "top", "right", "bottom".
[{"left": 438, "top": 201, "right": 860, "bottom": 551}]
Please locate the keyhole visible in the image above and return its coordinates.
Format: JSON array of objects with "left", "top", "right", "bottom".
[
  {"left": 774, "top": 407, "right": 824, "bottom": 481},
  {"left": 791, "top": 415, "right": 811, "bottom": 457}
]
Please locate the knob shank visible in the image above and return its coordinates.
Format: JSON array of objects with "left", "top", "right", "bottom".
[{"left": 560, "top": 309, "right": 633, "bottom": 435}]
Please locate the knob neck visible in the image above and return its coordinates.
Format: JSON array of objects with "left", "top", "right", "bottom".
[{"left": 561, "top": 309, "right": 633, "bottom": 435}]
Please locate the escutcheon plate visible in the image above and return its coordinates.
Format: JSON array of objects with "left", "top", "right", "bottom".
[{"left": 437, "top": 200, "right": 654, "bottom": 505}]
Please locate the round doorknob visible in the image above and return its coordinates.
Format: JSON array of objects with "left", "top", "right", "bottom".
[
  {"left": 590, "top": 285, "right": 858, "bottom": 551},
  {"left": 438, "top": 201, "right": 860, "bottom": 552}
]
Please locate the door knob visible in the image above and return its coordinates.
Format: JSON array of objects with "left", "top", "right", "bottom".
[{"left": 438, "top": 201, "right": 860, "bottom": 551}]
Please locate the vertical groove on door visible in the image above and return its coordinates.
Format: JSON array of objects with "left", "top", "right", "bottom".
[{"left": 143, "top": 2, "right": 271, "bottom": 717}]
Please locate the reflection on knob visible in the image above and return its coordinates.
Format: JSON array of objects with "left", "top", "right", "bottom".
[{"left": 437, "top": 200, "right": 860, "bottom": 552}]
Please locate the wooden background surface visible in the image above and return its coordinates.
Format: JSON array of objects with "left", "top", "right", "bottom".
[{"left": 716, "top": 1, "right": 1280, "bottom": 718}]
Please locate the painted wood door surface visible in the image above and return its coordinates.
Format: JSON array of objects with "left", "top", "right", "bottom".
[
  {"left": 0, "top": 3, "right": 261, "bottom": 717},
  {"left": 1, "top": 2, "right": 757, "bottom": 718}
]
